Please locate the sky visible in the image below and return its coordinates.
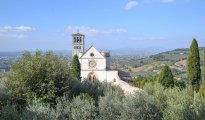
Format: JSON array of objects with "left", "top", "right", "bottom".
[{"left": 0, "top": 0, "right": 205, "bottom": 51}]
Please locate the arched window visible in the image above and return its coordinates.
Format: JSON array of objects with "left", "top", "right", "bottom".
[
  {"left": 89, "top": 76, "right": 92, "bottom": 80},
  {"left": 76, "top": 37, "right": 79, "bottom": 43},
  {"left": 74, "top": 37, "right": 77, "bottom": 43},
  {"left": 93, "top": 75, "right": 96, "bottom": 80},
  {"left": 113, "top": 78, "right": 116, "bottom": 82}
]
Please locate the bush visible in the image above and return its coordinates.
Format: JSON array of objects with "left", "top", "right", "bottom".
[
  {"left": 174, "top": 80, "right": 186, "bottom": 89},
  {"left": 121, "top": 92, "right": 162, "bottom": 120},
  {"left": 162, "top": 87, "right": 196, "bottom": 120},
  {"left": 6, "top": 51, "right": 71, "bottom": 105},
  {"left": 158, "top": 65, "right": 174, "bottom": 88},
  {"left": 70, "top": 95, "right": 96, "bottom": 120},
  {"left": 0, "top": 103, "right": 19, "bottom": 120},
  {"left": 98, "top": 86, "right": 124, "bottom": 120},
  {"left": 80, "top": 80, "right": 104, "bottom": 105},
  {"left": 144, "top": 82, "right": 168, "bottom": 113},
  {"left": 144, "top": 82, "right": 205, "bottom": 120},
  {"left": 21, "top": 99, "right": 56, "bottom": 120},
  {"left": 193, "top": 95, "right": 205, "bottom": 119},
  {"left": 0, "top": 77, "right": 12, "bottom": 108}
]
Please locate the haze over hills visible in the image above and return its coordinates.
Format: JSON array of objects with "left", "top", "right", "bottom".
[
  {"left": 0, "top": 47, "right": 168, "bottom": 57},
  {"left": 1, "top": 47, "right": 204, "bottom": 76}
]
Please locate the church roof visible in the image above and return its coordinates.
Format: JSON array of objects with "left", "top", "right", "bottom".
[
  {"left": 101, "top": 52, "right": 110, "bottom": 57},
  {"left": 79, "top": 46, "right": 105, "bottom": 59},
  {"left": 72, "top": 33, "right": 84, "bottom": 36}
]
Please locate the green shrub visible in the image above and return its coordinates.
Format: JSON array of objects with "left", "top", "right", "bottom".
[
  {"left": 0, "top": 103, "right": 19, "bottom": 120},
  {"left": 21, "top": 99, "right": 56, "bottom": 120},
  {"left": 53, "top": 95, "right": 71, "bottom": 120},
  {"left": 80, "top": 80, "right": 104, "bottom": 104},
  {"left": 158, "top": 65, "right": 174, "bottom": 88},
  {"left": 70, "top": 95, "right": 96, "bottom": 120},
  {"left": 98, "top": 86, "right": 124, "bottom": 120},
  {"left": 0, "top": 77, "right": 12, "bottom": 108},
  {"left": 144, "top": 82, "right": 205, "bottom": 120},
  {"left": 193, "top": 95, "right": 205, "bottom": 119},
  {"left": 121, "top": 92, "right": 162, "bottom": 120},
  {"left": 162, "top": 87, "right": 196, "bottom": 120},
  {"left": 6, "top": 51, "right": 71, "bottom": 105},
  {"left": 174, "top": 80, "right": 186, "bottom": 89},
  {"left": 144, "top": 82, "right": 168, "bottom": 112}
]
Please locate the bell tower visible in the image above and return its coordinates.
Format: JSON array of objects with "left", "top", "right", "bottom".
[{"left": 72, "top": 32, "right": 85, "bottom": 57}]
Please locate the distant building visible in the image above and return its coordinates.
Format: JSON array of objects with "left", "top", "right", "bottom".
[
  {"left": 71, "top": 32, "right": 140, "bottom": 93},
  {"left": 72, "top": 33, "right": 120, "bottom": 83}
]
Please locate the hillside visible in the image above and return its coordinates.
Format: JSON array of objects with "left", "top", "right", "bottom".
[{"left": 111, "top": 47, "right": 205, "bottom": 80}]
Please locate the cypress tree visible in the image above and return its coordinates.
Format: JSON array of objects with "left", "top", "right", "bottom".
[
  {"left": 70, "top": 55, "right": 81, "bottom": 80},
  {"left": 158, "top": 65, "right": 174, "bottom": 88},
  {"left": 187, "top": 38, "right": 201, "bottom": 92},
  {"left": 199, "top": 50, "right": 205, "bottom": 96}
]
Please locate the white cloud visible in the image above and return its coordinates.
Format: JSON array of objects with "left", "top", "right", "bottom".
[
  {"left": 0, "top": 26, "right": 35, "bottom": 32},
  {"left": 125, "top": 1, "right": 139, "bottom": 10},
  {"left": 0, "top": 34, "right": 27, "bottom": 39},
  {"left": 0, "top": 26, "right": 35, "bottom": 40},
  {"left": 65, "top": 26, "right": 127, "bottom": 36}
]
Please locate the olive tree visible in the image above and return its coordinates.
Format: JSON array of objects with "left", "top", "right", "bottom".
[{"left": 6, "top": 51, "right": 71, "bottom": 105}]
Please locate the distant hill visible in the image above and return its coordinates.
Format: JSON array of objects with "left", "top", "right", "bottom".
[
  {"left": 112, "top": 47, "right": 205, "bottom": 80},
  {"left": 150, "top": 47, "right": 205, "bottom": 64}
]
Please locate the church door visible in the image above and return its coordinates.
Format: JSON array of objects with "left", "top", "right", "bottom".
[
  {"left": 93, "top": 75, "right": 96, "bottom": 80},
  {"left": 87, "top": 72, "right": 98, "bottom": 81}
]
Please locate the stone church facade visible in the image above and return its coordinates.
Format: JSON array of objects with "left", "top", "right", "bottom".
[
  {"left": 72, "top": 33, "right": 120, "bottom": 83},
  {"left": 72, "top": 33, "right": 140, "bottom": 93}
]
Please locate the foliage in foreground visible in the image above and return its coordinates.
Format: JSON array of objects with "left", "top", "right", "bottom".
[
  {"left": 6, "top": 51, "right": 71, "bottom": 105},
  {"left": 1, "top": 48, "right": 205, "bottom": 120},
  {"left": 1, "top": 81, "right": 205, "bottom": 120},
  {"left": 144, "top": 82, "right": 205, "bottom": 120}
]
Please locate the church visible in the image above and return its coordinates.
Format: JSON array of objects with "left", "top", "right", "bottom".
[{"left": 71, "top": 33, "right": 140, "bottom": 93}]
